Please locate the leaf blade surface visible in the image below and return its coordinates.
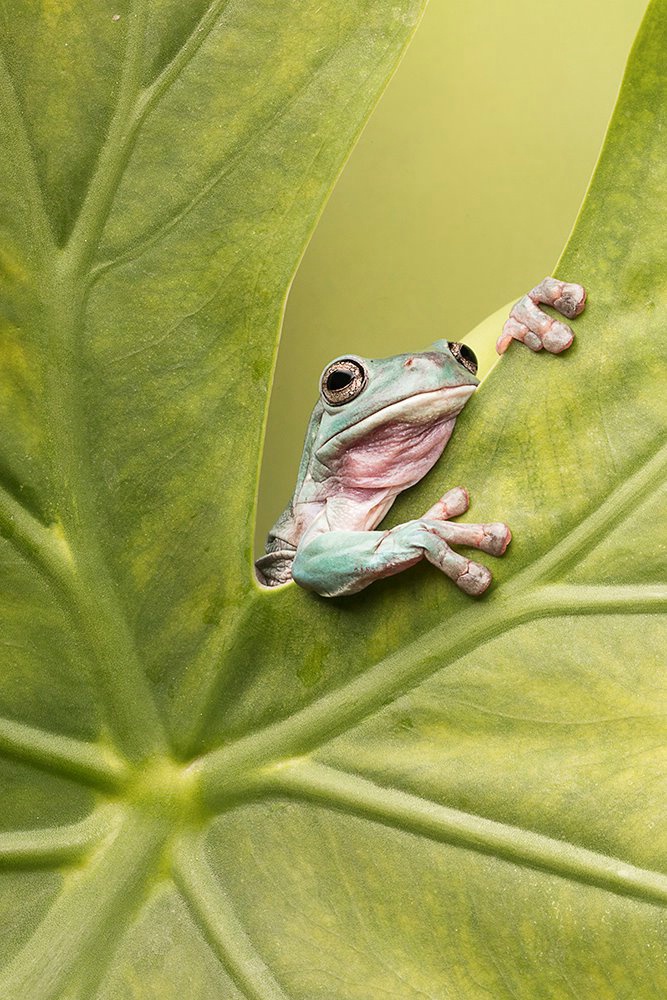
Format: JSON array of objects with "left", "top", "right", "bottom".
[{"left": 0, "top": 0, "right": 665, "bottom": 998}]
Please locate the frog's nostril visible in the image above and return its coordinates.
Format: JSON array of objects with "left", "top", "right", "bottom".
[{"left": 404, "top": 357, "right": 414, "bottom": 367}]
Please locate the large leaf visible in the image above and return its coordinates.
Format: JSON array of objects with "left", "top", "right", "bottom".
[{"left": 0, "top": 3, "right": 665, "bottom": 999}]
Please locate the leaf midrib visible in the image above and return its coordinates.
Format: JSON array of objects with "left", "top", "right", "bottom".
[
  {"left": 21, "top": 0, "right": 243, "bottom": 760},
  {"left": 0, "top": 808, "right": 167, "bottom": 1000},
  {"left": 1, "top": 440, "right": 661, "bottom": 992},
  {"left": 3, "top": 753, "right": 665, "bottom": 1000}
]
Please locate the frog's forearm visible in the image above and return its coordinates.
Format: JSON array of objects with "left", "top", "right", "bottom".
[
  {"left": 291, "top": 516, "right": 510, "bottom": 599},
  {"left": 292, "top": 528, "right": 422, "bottom": 597}
]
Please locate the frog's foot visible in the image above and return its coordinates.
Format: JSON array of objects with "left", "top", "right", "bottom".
[
  {"left": 421, "top": 488, "right": 511, "bottom": 592},
  {"left": 496, "top": 276, "right": 586, "bottom": 355},
  {"left": 292, "top": 505, "right": 511, "bottom": 598},
  {"left": 421, "top": 517, "right": 511, "bottom": 595}
]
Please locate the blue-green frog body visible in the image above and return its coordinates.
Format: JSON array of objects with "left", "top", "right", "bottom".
[{"left": 256, "top": 276, "right": 585, "bottom": 598}]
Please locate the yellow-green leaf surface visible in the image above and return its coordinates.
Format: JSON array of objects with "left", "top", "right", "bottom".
[{"left": 0, "top": 2, "right": 665, "bottom": 999}]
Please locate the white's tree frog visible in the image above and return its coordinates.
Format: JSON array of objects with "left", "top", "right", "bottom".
[{"left": 256, "top": 277, "right": 586, "bottom": 598}]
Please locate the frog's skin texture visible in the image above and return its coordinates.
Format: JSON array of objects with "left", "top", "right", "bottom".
[{"left": 256, "top": 276, "right": 586, "bottom": 598}]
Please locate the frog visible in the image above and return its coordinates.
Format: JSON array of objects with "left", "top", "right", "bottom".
[{"left": 255, "top": 276, "right": 586, "bottom": 598}]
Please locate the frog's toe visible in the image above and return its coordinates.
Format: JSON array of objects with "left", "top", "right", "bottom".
[
  {"left": 421, "top": 518, "right": 510, "bottom": 557},
  {"left": 497, "top": 307, "right": 573, "bottom": 355},
  {"left": 551, "top": 281, "right": 586, "bottom": 319},
  {"left": 531, "top": 277, "right": 586, "bottom": 319},
  {"left": 497, "top": 315, "right": 543, "bottom": 354},
  {"left": 422, "top": 526, "right": 495, "bottom": 595},
  {"left": 424, "top": 486, "right": 469, "bottom": 520},
  {"left": 456, "top": 560, "right": 493, "bottom": 596},
  {"left": 495, "top": 329, "right": 513, "bottom": 354},
  {"left": 542, "top": 322, "right": 574, "bottom": 354},
  {"left": 483, "top": 523, "right": 512, "bottom": 556}
]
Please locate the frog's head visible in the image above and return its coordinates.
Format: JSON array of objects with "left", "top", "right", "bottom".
[{"left": 313, "top": 340, "right": 479, "bottom": 490}]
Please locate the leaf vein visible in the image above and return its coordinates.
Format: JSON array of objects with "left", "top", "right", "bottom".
[
  {"left": 0, "top": 715, "right": 128, "bottom": 792},
  {"left": 195, "top": 583, "right": 664, "bottom": 805},
  {"left": 173, "top": 832, "right": 291, "bottom": 1000},
  {"left": 268, "top": 761, "right": 667, "bottom": 908},
  {"left": 91, "top": 16, "right": 366, "bottom": 281},
  {"left": 0, "top": 805, "right": 117, "bottom": 870},
  {"left": 0, "top": 47, "right": 54, "bottom": 248}
]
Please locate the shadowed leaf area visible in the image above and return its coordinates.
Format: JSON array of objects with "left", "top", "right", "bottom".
[{"left": 0, "top": 0, "right": 665, "bottom": 997}]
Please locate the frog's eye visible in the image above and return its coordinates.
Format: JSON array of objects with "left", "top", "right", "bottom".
[
  {"left": 448, "top": 341, "right": 478, "bottom": 376},
  {"left": 320, "top": 358, "right": 368, "bottom": 406}
]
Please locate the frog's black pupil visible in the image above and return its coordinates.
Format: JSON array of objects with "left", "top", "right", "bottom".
[
  {"left": 328, "top": 369, "right": 353, "bottom": 391},
  {"left": 459, "top": 344, "right": 478, "bottom": 373}
]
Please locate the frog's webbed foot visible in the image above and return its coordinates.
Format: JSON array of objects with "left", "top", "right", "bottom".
[{"left": 496, "top": 276, "right": 586, "bottom": 355}]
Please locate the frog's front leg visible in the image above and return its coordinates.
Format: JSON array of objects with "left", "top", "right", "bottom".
[
  {"left": 496, "top": 276, "right": 586, "bottom": 354},
  {"left": 291, "top": 489, "right": 511, "bottom": 598}
]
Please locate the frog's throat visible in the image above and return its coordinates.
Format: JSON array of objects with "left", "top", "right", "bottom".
[{"left": 318, "top": 383, "right": 476, "bottom": 457}]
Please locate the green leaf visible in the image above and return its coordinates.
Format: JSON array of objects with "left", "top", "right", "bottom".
[{"left": 0, "top": 2, "right": 665, "bottom": 999}]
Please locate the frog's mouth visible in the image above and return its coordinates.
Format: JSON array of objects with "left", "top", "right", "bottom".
[{"left": 319, "top": 383, "right": 476, "bottom": 459}]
